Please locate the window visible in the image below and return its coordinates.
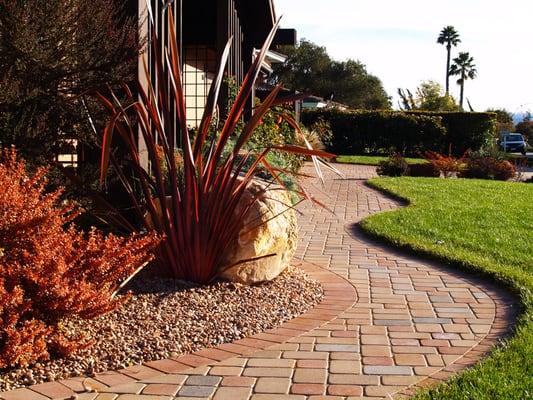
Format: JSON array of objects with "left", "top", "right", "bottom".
[
  {"left": 183, "top": 46, "right": 217, "bottom": 128},
  {"left": 56, "top": 139, "right": 79, "bottom": 168}
]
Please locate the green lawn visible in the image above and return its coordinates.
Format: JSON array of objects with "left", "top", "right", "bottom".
[
  {"left": 361, "top": 177, "right": 532, "bottom": 400},
  {"left": 336, "top": 155, "right": 426, "bottom": 165}
]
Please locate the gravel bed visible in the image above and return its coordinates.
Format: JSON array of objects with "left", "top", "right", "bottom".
[{"left": 0, "top": 266, "right": 323, "bottom": 391}]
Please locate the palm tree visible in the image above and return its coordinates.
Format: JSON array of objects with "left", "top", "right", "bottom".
[
  {"left": 437, "top": 26, "right": 461, "bottom": 95},
  {"left": 449, "top": 52, "right": 477, "bottom": 110}
]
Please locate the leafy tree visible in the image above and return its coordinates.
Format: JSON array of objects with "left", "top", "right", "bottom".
[
  {"left": 398, "top": 80, "right": 459, "bottom": 111},
  {"left": 271, "top": 39, "right": 391, "bottom": 109},
  {"left": 486, "top": 108, "right": 514, "bottom": 133},
  {"left": 437, "top": 26, "right": 461, "bottom": 95},
  {"left": 449, "top": 52, "right": 477, "bottom": 110},
  {"left": 415, "top": 81, "right": 459, "bottom": 111},
  {"left": 0, "top": 0, "right": 140, "bottom": 166},
  {"left": 515, "top": 121, "right": 533, "bottom": 144},
  {"left": 270, "top": 40, "right": 331, "bottom": 96}
]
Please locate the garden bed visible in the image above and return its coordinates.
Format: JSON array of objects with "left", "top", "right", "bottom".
[{"left": 0, "top": 266, "right": 323, "bottom": 391}]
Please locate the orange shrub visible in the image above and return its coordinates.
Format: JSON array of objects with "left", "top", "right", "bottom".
[
  {"left": 424, "top": 150, "right": 466, "bottom": 178},
  {"left": 0, "top": 148, "right": 159, "bottom": 368},
  {"left": 460, "top": 157, "right": 516, "bottom": 181}
]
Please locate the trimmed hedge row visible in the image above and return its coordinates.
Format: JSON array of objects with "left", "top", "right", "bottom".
[{"left": 301, "top": 109, "right": 496, "bottom": 156}]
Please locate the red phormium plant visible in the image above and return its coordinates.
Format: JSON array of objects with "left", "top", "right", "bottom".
[
  {"left": 97, "top": 10, "right": 335, "bottom": 284},
  {"left": 0, "top": 148, "right": 159, "bottom": 368}
]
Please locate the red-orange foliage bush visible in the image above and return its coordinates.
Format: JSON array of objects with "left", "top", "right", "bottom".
[
  {"left": 424, "top": 150, "right": 466, "bottom": 178},
  {"left": 0, "top": 148, "right": 159, "bottom": 368},
  {"left": 460, "top": 157, "right": 516, "bottom": 181}
]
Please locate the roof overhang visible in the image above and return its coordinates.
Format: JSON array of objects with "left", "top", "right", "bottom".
[
  {"left": 265, "top": 49, "right": 288, "bottom": 64},
  {"left": 253, "top": 49, "right": 288, "bottom": 75}
]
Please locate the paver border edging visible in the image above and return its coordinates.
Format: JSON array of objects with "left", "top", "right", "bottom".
[
  {"left": 392, "top": 285, "right": 517, "bottom": 399},
  {"left": 360, "top": 179, "right": 523, "bottom": 313},
  {"left": 0, "top": 260, "right": 357, "bottom": 400},
  {"left": 350, "top": 182, "right": 519, "bottom": 399}
]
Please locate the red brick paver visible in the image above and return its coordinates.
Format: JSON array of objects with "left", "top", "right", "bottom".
[{"left": 0, "top": 164, "right": 516, "bottom": 400}]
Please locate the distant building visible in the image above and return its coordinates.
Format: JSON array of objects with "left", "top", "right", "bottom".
[{"left": 302, "top": 96, "right": 349, "bottom": 111}]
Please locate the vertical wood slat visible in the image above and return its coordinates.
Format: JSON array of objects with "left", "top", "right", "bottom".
[
  {"left": 142, "top": 0, "right": 248, "bottom": 134},
  {"left": 147, "top": 0, "right": 182, "bottom": 147}
]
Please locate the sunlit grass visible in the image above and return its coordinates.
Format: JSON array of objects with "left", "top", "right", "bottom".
[
  {"left": 336, "top": 155, "right": 426, "bottom": 166},
  {"left": 361, "top": 177, "right": 532, "bottom": 400}
]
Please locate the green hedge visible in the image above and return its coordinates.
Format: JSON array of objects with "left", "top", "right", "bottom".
[{"left": 302, "top": 109, "right": 496, "bottom": 156}]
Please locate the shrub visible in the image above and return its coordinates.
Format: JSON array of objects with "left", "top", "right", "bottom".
[
  {"left": 248, "top": 106, "right": 305, "bottom": 174},
  {"left": 424, "top": 150, "right": 466, "bottom": 178},
  {"left": 302, "top": 109, "right": 446, "bottom": 156},
  {"left": 493, "top": 161, "right": 516, "bottom": 180},
  {"left": 377, "top": 154, "right": 409, "bottom": 177},
  {"left": 460, "top": 156, "right": 516, "bottom": 181},
  {"left": 406, "top": 111, "right": 497, "bottom": 155},
  {"left": 0, "top": 148, "right": 159, "bottom": 368},
  {"left": 302, "top": 109, "right": 496, "bottom": 156},
  {"left": 0, "top": 0, "right": 141, "bottom": 166},
  {"left": 408, "top": 162, "right": 440, "bottom": 177}
]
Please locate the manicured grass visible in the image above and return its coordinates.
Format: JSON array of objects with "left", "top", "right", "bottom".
[
  {"left": 361, "top": 177, "right": 533, "bottom": 400},
  {"left": 336, "top": 155, "right": 426, "bottom": 165}
]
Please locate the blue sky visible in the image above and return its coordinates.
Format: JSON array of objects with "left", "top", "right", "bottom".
[{"left": 274, "top": 0, "right": 533, "bottom": 114}]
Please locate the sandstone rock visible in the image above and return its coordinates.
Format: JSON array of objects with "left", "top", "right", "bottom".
[{"left": 219, "top": 179, "right": 298, "bottom": 285}]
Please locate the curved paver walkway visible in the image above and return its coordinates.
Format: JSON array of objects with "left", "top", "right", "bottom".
[{"left": 0, "top": 164, "right": 516, "bottom": 400}]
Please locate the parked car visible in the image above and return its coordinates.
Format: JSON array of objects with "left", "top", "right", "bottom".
[{"left": 499, "top": 133, "right": 527, "bottom": 154}]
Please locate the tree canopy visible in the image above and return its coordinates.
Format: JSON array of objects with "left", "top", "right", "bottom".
[
  {"left": 398, "top": 80, "right": 459, "bottom": 111},
  {"left": 515, "top": 120, "right": 533, "bottom": 144},
  {"left": 271, "top": 39, "right": 391, "bottom": 110},
  {"left": 0, "top": 0, "right": 140, "bottom": 165},
  {"left": 437, "top": 26, "right": 461, "bottom": 48},
  {"left": 437, "top": 26, "right": 461, "bottom": 94},
  {"left": 486, "top": 108, "right": 514, "bottom": 133},
  {"left": 449, "top": 52, "right": 477, "bottom": 109}
]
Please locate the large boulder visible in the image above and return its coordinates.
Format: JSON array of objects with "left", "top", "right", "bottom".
[{"left": 219, "top": 179, "right": 298, "bottom": 285}]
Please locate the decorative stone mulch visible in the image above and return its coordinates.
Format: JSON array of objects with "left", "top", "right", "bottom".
[
  {"left": 0, "top": 266, "right": 323, "bottom": 392},
  {"left": 0, "top": 164, "right": 518, "bottom": 400}
]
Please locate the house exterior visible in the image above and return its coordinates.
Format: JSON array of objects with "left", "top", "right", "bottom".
[
  {"left": 137, "top": 0, "right": 296, "bottom": 127},
  {"left": 59, "top": 1, "right": 295, "bottom": 168}
]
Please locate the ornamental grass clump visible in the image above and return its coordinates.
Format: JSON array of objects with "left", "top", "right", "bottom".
[
  {"left": 97, "top": 9, "right": 334, "bottom": 284},
  {"left": 0, "top": 148, "right": 159, "bottom": 368}
]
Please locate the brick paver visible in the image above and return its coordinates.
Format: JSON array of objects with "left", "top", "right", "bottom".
[{"left": 0, "top": 164, "right": 516, "bottom": 400}]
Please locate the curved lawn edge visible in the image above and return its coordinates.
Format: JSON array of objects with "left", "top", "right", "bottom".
[
  {"left": 0, "top": 261, "right": 358, "bottom": 400},
  {"left": 335, "top": 155, "right": 426, "bottom": 166},
  {"left": 360, "top": 178, "right": 532, "bottom": 400}
]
